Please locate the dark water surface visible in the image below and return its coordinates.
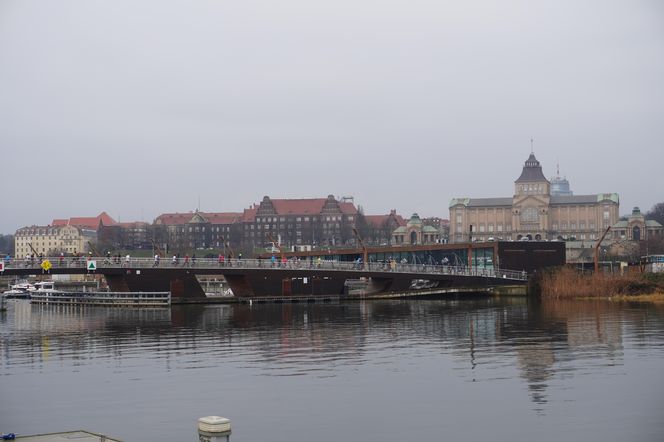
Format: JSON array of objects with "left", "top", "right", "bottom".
[{"left": 1, "top": 297, "right": 664, "bottom": 442}]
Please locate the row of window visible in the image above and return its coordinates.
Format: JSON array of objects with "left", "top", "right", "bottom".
[
  {"left": 475, "top": 225, "right": 510, "bottom": 233},
  {"left": 256, "top": 215, "right": 353, "bottom": 223},
  {"left": 552, "top": 222, "right": 597, "bottom": 231},
  {"left": 519, "top": 184, "right": 545, "bottom": 194}
]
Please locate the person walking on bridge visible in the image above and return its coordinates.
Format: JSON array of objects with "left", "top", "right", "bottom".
[
  {"left": 183, "top": 254, "right": 190, "bottom": 267},
  {"left": 153, "top": 254, "right": 160, "bottom": 267},
  {"left": 172, "top": 255, "right": 178, "bottom": 266}
]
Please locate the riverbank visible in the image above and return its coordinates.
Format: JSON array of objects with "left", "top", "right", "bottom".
[{"left": 539, "top": 267, "right": 664, "bottom": 302}]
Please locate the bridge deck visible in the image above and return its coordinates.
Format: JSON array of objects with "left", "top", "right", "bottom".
[{"left": 1, "top": 257, "right": 527, "bottom": 299}]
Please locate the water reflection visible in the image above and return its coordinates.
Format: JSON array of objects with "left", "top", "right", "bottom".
[{"left": 2, "top": 297, "right": 664, "bottom": 441}]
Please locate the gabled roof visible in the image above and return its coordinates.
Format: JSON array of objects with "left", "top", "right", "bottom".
[
  {"left": 339, "top": 201, "right": 358, "bottom": 215},
  {"left": 154, "top": 212, "right": 197, "bottom": 225},
  {"left": 241, "top": 207, "right": 257, "bottom": 222},
  {"left": 365, "top": 213, "right": 406, "bottom": 228},
  {"left": 51, "top": 212, "right": 117, "bottom": 230},
  {"left": 205, "top": 212, "right": 242, "bottom": 224}
]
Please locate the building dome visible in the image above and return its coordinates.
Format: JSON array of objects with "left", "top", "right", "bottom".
[{"left": 407, "top": 213, "right": 423, "bottom": 227}]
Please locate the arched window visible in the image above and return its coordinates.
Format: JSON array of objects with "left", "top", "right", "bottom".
[
  {"left": 520, "top": 207, "right": 539, "bottom": 223},
  {"left": 632, "top": 226, "right": 641, "bottom": 241}
]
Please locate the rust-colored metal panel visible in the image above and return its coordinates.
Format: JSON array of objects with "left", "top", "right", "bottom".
[{"left": 282, "top": 278, "right": 291, "bottom": 296}]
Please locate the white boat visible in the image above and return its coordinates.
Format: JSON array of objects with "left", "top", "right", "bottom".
[
  {"left": 11, "top": 281, "right": 36, "bottom": 292},
  {"left": 32, "top": 281, "right": 58, "bottom": 293},
  {"left": 2, "top": 281, "right": 36, "bottom": 298}
]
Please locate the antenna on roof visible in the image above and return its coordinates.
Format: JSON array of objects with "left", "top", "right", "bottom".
[
  {"left": 556, "top": 159, "right": 560, "bottom": 177},
  {"left": 530, "top": 137, "right": 534, "bottom": 154}
]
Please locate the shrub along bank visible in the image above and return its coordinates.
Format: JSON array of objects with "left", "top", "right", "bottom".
[{"left": 538, "top": 267, "right": 664, "bottom": 299}]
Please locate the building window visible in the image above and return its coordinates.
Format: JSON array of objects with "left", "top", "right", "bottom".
[{"left": 520, "top": 207, "right": 539, "bottom": 223}]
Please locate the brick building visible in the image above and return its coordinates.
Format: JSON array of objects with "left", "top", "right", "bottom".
[{"left": 240, "top": 195, "right": 358, "bottom": 251}]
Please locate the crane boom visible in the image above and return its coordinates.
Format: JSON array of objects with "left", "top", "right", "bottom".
[
  {"left": 352, "top": 228, "right": 368, "bottom": 269},
  {"left": 594, "top": 226, "right": 612, "bottom": 274},
  {"left": 150, "top": 239, "right": 164, "bottom": 257},
  {"left": 27, "top": 243, "right": 39, "bottom": 257},
  {"left": 265, "top": 233, "right": 283, "bottom": 259},
  {"left": 88, "top": 241, "right": 101, "bottom": 256},
  {"left": 220, "top": 235, "right": 234, "bottom": 258}
]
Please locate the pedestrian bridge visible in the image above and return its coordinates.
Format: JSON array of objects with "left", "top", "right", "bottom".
[{"left": 1, "top": 256, "right": 527, "bottom": 300}]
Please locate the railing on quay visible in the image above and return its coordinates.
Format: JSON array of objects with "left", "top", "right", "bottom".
[
  {"left": 30, "top": 291, "right": 171, "bottom": 306},
  {"left": 1, "top": 256, "right": 528, "bottom": 281}
]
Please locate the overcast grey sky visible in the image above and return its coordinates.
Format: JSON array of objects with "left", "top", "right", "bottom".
[{"left": 1, "top": 0, "right": 663, "bottom": 233}]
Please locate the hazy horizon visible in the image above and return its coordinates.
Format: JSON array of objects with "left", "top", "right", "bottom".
[{"left": 2, "top": 0, "right": 663, "bottom": 233}]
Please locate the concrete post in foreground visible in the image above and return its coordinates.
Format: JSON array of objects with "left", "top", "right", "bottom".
[{"left": 198, "top": 416, "right": 231, "bottom": 442}]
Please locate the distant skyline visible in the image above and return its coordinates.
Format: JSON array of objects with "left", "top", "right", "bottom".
[{"left": 1, "top": 0, "right": 663, "bottom": 233}]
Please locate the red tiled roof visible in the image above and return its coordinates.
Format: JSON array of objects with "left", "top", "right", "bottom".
[
  {"left": 339, "top": 202, "right": 358, "bottom": 215},
  {"left": 365, "top": 214, "right": 406, "bottom": 228},
  {"left": 260, "top": 198, "right": 358, "bottom": 216},
  {"left": 241, "top": 207, "right": 257, "bottom": 222},
  {"left": 204, "top": 212, "right": 242, "bottom": 224},
  {"left": 154, "top": 213, "right": 195, "bottom": 225},
  {"left": 51, "top": 212, "right": 116, "bottom": 230},
  {"left": 270, "top": 199, "right": 327, "bottom": 215},
  {"left": 155, "top": 212, "right": 243, "bottom": 226}
]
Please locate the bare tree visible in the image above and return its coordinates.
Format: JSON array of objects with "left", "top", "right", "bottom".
[{"left": 646, "top": 202, "right": 664, "bottom": 226}]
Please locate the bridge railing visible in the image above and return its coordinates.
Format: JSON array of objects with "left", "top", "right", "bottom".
[{"left": 1, "top": 256, "right": 528, "bottom": 281}]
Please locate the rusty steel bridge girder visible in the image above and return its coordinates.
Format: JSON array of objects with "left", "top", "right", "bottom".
[{"left": 1, "top": 257, "right": 526, "bottom": 299}]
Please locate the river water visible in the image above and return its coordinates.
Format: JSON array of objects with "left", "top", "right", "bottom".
[{"left": 1, "top": 297, "right": 663, "bottom": 442}]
